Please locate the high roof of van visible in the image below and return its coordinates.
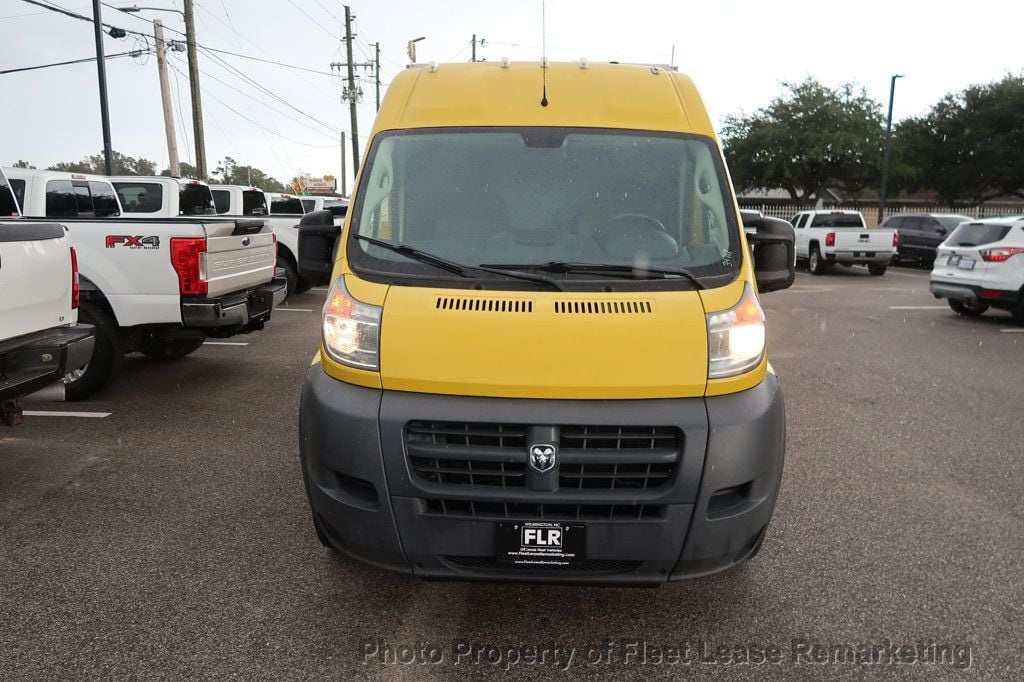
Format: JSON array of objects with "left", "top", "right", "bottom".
[{"left": 372, "top": 62, "right": 715, "bottom": 139}]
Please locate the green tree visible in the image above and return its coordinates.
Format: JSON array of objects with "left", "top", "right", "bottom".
[
  {"left": 209, "top": 156, "right": 286, "bottom": 192},
  {"left": 721, "top": 79, "right": 885, "bottom": 201},
  {"left": 160, "top": 162, "right": 200, "bottom": 179},
  {"left": 48, "top": 150, "right": 157, "bottom": 176},
  {"left": 895, "top": 74, "right": 1024, "bottom": 204},
  {"left": 11, "top": 160, "right": 35, "bottom": 169}
]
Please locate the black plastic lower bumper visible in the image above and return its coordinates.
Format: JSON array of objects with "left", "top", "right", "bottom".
[
  {"left": 931, "top": 280, "right": 1020, "bottom": 309},
  {"left": 1, "top": 325, "right": 95, "bottom": 424},
  {"left": 299, "top": 369, "right": 785, "bottom": 584},
  {"left": 180, "top": 277, "right": 287, "bottom": 335}
]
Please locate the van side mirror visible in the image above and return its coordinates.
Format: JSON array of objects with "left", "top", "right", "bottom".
[
  {"left": 744, "top": 215, "right": 796, "bottom": 293},
  {"left": 297, "top": 209, "right": 340, "bottom": 285}
]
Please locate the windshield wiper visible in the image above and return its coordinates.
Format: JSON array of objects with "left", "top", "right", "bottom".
[
  {"left": 353, "top": 234, "right": 470, "bottom": 277},
  {"left": 352, "top": 234, "right": 565, "bottom": 290},
  {"left": 480, "top": 261, "right": 707, "bottom": 290}
]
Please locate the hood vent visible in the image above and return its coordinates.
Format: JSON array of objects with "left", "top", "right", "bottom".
[
  {"left": 436, "top": 296, "right": 534, "bottom": 313},
  {"left": 555, "top": 300, "right": 653, "bottom": 315}
]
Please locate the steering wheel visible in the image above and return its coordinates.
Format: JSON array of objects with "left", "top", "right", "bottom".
[
  {"left": 604, "top": 212, "right": 667, "bottom": 232},
  {"left": 593, "top": 212, "right": 679, "bottom": 259}
]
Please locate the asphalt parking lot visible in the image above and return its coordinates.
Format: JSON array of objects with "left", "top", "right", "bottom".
[{"left": 1, "top": 267, "right": 1022, "bottom": 678}]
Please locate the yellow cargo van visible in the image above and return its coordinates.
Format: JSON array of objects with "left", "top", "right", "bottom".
[{"left": 297, "top": 61, "right": 795, "bottom": 584}]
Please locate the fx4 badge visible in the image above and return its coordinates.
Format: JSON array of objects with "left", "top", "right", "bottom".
[
  {"left": 105, "top": 235, "right": 160, "bottom": 250},
  {"left": 529, "top": 443, "right": 557, "bottom": 473}
]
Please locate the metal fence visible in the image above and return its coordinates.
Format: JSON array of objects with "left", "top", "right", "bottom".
[{"left": 740, "top": 203, "right": 1023, "bottom": 228}]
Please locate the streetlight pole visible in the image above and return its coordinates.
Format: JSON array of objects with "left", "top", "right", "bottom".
[
  {"left": 91, "top": 0, "right": 114, "bottom": 175},
  {"left": 878, "top": 74, "right": 904, "bottom": 224}
]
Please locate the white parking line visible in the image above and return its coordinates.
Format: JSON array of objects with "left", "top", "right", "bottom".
[
  {"left": 22, "top": 411, "right": 111, "bottom": 419},
  {"left": 1000, "top": 329, "right": 1024, "bottom": 333},
  {"left": 889, "top": 306, "right": 947, "bottom": 310},
  {"left": 310, "top": 287, "right": 329, "bottom": 292},
  {"left": 202, "top": 341, "right": 250, "bottom": 346},
  {"left": 276, "top": 308, "right": 314, "bottom": 312}
]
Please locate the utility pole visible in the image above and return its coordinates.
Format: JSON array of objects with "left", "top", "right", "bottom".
[
  {"left": 340, "top": 131, "right": 347, "bottom": 197},
  {"left": 878, "top": 74, "right": 904, "bottom": 224},
  {"left": 183, "top": 0, "right": 207, "bottom": 179},
  {"left": 344, "top": 5, "right": 359, "bottom": 176},
  {"left": 91, "top": 0, "right": 113, "bottom": 175},
  {"left": 374, "top": 42, "right": 381, "bottom": 111},
  {"left": 471, "top": 34, "right": 486, "bottom": 62},
  {"left": 153, "top": 20, "right": 180, "bottom": 177}
]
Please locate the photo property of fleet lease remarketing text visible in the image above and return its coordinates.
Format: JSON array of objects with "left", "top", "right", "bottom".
[{"left": 2, "top": 0, "right": 1019, "bottom": 676}]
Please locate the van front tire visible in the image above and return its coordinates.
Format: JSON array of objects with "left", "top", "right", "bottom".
[{"left": 64, "top": 302, "right": 123, "bottom": 401}]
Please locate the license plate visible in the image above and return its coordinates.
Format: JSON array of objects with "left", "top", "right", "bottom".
[
  {"left": 959, "top": 258, "right": 976, "bottom": 270},
  {"left": 497, "top": 521, "right": 585, "bottom": 566}
]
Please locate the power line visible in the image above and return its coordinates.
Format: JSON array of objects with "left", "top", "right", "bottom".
[
  {"left": 199, "top": 47, "right": 340, "bottom": 136},
  {"left": 168, "top": 61, "right": 338, "bottom": 148},
  {"left": 186, "top": 55, "right": 339, "bottom": 139},
  {"left": 168, "top": 59, "right": 193, "bottom": 165},
  {"left": 0, "top": 49, "right": 149, "bottom": 75},
  {"left": 309, "top": 0, "right": 342, "bottom": 25},
  {"left": 284, "top": 0, "right": 338, "bottom": 40},
  {"left": 18, "top": 0, "right": 150, "bottom": 38},
  {"left": 201, "top": 4, "right": 293, "bottom": 181}
]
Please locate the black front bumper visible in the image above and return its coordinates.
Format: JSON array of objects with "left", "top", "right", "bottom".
[
  {"left": 299, "top": 369, "right": 786, "bottom": 584},
  {"left": 1, "top": 325, "right": 94, "bottom": 422},
  {"left": 180, "top": 277, "right": 287, "bottom": 335}
]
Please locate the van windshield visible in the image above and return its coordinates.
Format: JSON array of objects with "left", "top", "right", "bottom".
[{"left": 348, "top": 127, "right": 740, "bottom": 288}]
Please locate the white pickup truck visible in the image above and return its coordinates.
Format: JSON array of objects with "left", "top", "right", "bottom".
[
  {"left": 209, "top": 184, "right": 311, "bottom": 296},
  {"left": 2, "top": 168, "right": 286, "bottom": 400},
  {"left": 109, "top": 175, "right": 218, "bottom": 217},
  {"left": 791, "top": 209, "right": 897, "bottom": 276},
  {"left": 297, "top": 195, "right": 348, "bottom": 220},
  {"left": 0, "top": 169, "right": 94, "bottom": 424}
]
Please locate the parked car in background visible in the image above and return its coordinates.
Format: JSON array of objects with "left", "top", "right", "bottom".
[
  {"left": 0, "top": 168, "right": 93, "bottom": 424},
  {"left": 880, "top": 213, "right": 973, "bottom": 266},
  {"left": 266, "top": 192, "right": 306, "bottom": 216},
  {"left": 6, "top": 168, "right": 121, "bottom": 219},
  {"left": 930, "top": 216, "right": 1024, "bottom": 321},
  {"left": 2, "top": 168, "right": 286, "bottom": 399},
  {"left": 210, "top": 184, "right": 310, "bottom": 297},
  {"left": 791, "top": 209, "right": 896, "bottom": 276},
  {"left": 109, "top": 176, "right": 217, "bottom": 217},
  {"left": 298, "top": 195, "right": 348, "bottom": 220}
]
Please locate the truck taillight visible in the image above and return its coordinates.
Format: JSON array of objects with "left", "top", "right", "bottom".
[
  {"left": 170, "top": 237, "right": 208, "bottom": 296},
  {"left": 980, "top": 247, "right": 1024, "bottom": 262},
  {"left": 893, "top": 231, "right": 899, "bottom": 248},
  {"left": 825, "top": 232, "right": 836, "bottom": 247},
  {"left": 272, "top": 233, "right": 278, "bottom": 260},
  {"left": 70, "top": 247, "right": 80, "bottom": 310}
]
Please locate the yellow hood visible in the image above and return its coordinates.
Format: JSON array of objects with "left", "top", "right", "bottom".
[{"left": 375, "top": 284, "right": 709, "bottom": 399}]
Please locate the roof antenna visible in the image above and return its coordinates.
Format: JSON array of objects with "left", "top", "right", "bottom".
[{"left": 540, "top": 0, "right": 548, "bottom": 107}]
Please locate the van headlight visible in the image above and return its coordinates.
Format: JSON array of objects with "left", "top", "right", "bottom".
[
  {"left": 322, "top": 277, "right": 381, "bottom": 370},
  {"left": 706, "top": 283, "right": 766, "bottom": 379}
]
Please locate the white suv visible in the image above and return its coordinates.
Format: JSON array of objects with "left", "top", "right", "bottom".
[{"left": 930, "top": 216, "right": 1024, "bottom": 322}]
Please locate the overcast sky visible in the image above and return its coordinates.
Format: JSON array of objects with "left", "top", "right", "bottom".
[{"left": 2, "top": 0, "right": 1021, "bottom": 193}]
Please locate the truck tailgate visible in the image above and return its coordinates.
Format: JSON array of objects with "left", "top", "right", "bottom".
[
  {"left": 834, "top": 229, "right": 895, "bottom": 253},
  {"left": 202, "top": 220, "right": 276, "bottom": 298},
  {"left": 0, "top": 222, "right": 73, "bottom": 341}
]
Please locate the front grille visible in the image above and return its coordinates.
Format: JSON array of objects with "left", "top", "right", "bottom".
[
  {"left": 407, "top": 421, "right": 682, "bottom": 491},
  {"left": 423, "top": 498, "right": 666, "bottom": 521},
  {"left": 443, "top": 555, "right": 642, "bottom": 574}
]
